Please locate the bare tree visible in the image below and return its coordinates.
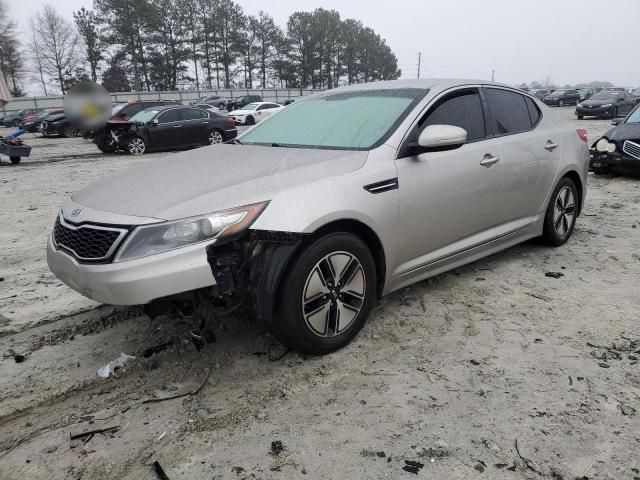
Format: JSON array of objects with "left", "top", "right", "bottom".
[
  {"left": 28, "top": 17, "right": 48, "bottom": 96},
  {"left": 30, "top": 4, "right": 80, "bottom": 94}
]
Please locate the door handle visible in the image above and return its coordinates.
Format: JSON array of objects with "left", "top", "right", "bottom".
[
  {"left": 544, "top": 141, "right": 559, "bottom": 151},
  {"left": 480, "top": 154, "right": 500, "bottom": 167},
  {"left": 173, "top": 125, "right": 182, "bottom": 128}
]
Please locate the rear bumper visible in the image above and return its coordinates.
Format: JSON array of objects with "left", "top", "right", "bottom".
[{"left": 47, "top": 235, "right": 217, "bottom": 305}]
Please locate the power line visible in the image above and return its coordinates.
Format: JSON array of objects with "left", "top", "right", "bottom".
[{"left": 417, "top": 52, "right": 421, "bottom": 79}]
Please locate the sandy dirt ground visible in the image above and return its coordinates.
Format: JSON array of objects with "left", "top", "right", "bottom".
[{"left": 1, "top": 109, "right": 639, "bottom": 480}]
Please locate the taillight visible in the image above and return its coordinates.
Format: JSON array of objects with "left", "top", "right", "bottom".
[
  {"left": 577, "top": 129, "right": 588, "bottom": 142},
  {"left": 227, "top": 117, "right": 235, "bottom": 126}
]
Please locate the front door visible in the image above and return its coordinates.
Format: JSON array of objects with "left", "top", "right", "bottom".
[
  {"left": 394, "top": 87, "right": 502, "bottom": 276},
  {"left": 149, "top": 108, "right": 185, "bottom": 148}
]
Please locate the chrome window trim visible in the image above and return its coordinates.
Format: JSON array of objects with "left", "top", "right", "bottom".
[{"left": 53, "top": 212, "right": 129, "bottom": 262}]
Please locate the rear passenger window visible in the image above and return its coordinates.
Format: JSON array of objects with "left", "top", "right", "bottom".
[
  {"left": 419, "top": 89, "right": 486, "bottom": 142},
  {"left": 485, "top": 88, "right": 533, "bottom": 135},
  {"left": 524, "top": 97, "right": 541, "bottom": 127}
]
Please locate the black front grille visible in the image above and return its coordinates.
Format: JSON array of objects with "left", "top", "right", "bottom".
[{"left": 53, "top": 216, "right": 124, "bottom": 261}]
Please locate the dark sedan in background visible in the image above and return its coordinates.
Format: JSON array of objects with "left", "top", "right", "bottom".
[
  {"left": 41, "top": 112, "right": 80, "bottom": 138},
  {"left": 528, "top": 89, "right": 550, "bottom": 100},
  {"left": 576, "top": 91, "right": 636, "bottom": 119},
  {"left": 189, "top": 95, "right": 227, "bottom": 109},
  {"left": 543, "top": 89, "right": 580, "bottom": 106},
  {"left": 95, "top": 105, "right": 237, "bottom": 155},
  {"left": 226, "top": 94, "right": 262, "bottom": 111},
  {"left": 590, "top": 104, "right": 640, "bottom": 175}
]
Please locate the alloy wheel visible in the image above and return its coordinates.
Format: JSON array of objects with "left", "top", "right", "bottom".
[
  {"left": 302, "top": 251, "right": 366, "bottom": 338},
  {"left": 128, "top": 137, "right": 146, "bottom": 155},
  {"left": 553, "top": 186, "right": 576, "bottom": 237},
  {"left": 209, "top": 130, "right": 223, "bottom": 144}
]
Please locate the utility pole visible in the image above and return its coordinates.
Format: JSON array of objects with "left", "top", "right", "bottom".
[
  {"left": 417, "top": 52, "right": 421, "bottom": 79},
  {"left": 491, "top": 69, "right": 495, "bottom": 82}
]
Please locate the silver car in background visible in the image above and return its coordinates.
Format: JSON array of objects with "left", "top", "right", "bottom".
[{"left": 48, "top": 79, "right": 589, "bottom": 354}]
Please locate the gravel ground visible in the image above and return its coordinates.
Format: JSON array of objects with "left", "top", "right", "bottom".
[{"left": 1, "top": 109, "right": 639, "bottom": 480}]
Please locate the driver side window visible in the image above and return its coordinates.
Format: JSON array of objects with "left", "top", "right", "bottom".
[{"left": 417, "top": 88, "right": 487, "bottom": 142}]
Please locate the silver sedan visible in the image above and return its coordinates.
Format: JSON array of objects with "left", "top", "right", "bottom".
[{"left": 48, "top": 79, "right": 589, "bottom": 354}]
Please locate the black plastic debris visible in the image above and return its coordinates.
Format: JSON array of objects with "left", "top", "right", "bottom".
[
  {"left": 545, "top": 272, "right": 564, "bottom": 279},
  {"left": 402, "top": 460, "right": 424, "bottom": 474},
  {"left": 598, "top": 362, "right": 610, "bottom": 368},
  {"left": 190, "top": 329, "right": 216, "bottom": 351},
  {"left": 142, "top": 342, "right": 171, "bottom": 358},
  {"left": 271, "top": 440, "right": 284, "bottom": 456},
  {"left": 470, "top": 359, "right": 480, "bottom": 366},
  {"left": 152, "top": 460, "right": 170, "bottom": 480}
]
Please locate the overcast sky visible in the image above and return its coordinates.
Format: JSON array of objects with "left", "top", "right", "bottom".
[{"left": 9, "top": 0, "right": 640, "bottom": 94}]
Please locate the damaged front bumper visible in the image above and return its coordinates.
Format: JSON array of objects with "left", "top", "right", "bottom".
[
  {"left": 47, "top": 234, "right": 217, "bottom": 305},
  {"left": 590, "top": 149, "right": 640, "bottom": 174}
]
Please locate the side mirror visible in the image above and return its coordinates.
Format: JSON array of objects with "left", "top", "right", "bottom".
[
  {"left": 152, "top": 118, "right": 159, "bottom": 125},
  {"left": 415, "top": 125, "right": 467, "bottom": 151},
  {"left": 611, "top": 119, "right": 621, "bottom": 126}
]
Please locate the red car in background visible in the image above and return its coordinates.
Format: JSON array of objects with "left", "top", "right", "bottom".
[{"left": 20, "top": 108, "right": 64, "bottom": 132}]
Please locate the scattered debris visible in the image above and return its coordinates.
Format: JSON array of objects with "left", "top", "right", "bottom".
[
  {"left": 470, "top": 359, "right": 480, "bottom": 366},
  {"left": 190, "top": 329, "right": 216, "bottom": 351},
  {"left": 514, "top": 438, "right": 542, "bottom": 475},
  {"left": 525, "top": 292, "right": 553, "bottom": 302},
  {"left": 231, "top": 466, "right": 247, "bottom": 476},
  {"left": 142, "top": 343, "right": 171, "bottom": 358},
  {"left": 402, "top": 460, "right": 424, "bottom": 474},
  {"left": 474, "top": 461, "right": 486, "bottom": 472},
  {"left": 619, "top": 404, "right": 636, "bottom": 416},
  {"left": 98, "top": 353, "right": 136, "bottom": 378},
  {"left": 270, "top": 440, "right": 284, "bottom": 456},
  {"left": 598, "top": 362, "right": 610, "bottom": 369},
  {"left": 152, "top": 460, "right": 171, "bottom": 480},
  {"left": 69, "top": 425, "right": 119, "bottom": 441},
  {"left": 545, "top": 272, "right": 564, "bottom": 279},
  {"left": 157, "top": 431, "right": 167, "bottom": 441}
]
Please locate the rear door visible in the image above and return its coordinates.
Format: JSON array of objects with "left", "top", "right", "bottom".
[
  {"left": 394, "top": 87, "right": 502, "bottom": 274},
  {"left": 148, "top": 108, "right": 184, "bottom": 148},
  {"left": 483, "top": 87, "right": 561, "bottom": 235},
  {"left": 180, "top": 108, "right": 210, "bottom": 144}
]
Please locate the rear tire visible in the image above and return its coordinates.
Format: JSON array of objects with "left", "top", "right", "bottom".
[
  {"left": 208, "top": 129, "right": 224, "bottom": 145},
  {"left": 273, "top": 233, "right": 377, "bottom": 355},
  {"left": 577, "top": 114, "right": 584, "bottom": 120},
  {"left": 542, "top": 177, "right": 578, "bottom": 247},
  {"left": 558, "top": 100, "right": 564, "bottom": 107},
  {"left": 611, "top": 107, "right": 618, "bottom": 119},
  {"left": 11, "top": 119, "right": 20, "bottom": 127},
  {"left": 9, "top": 156, "right": 20, "bottom": 164}
]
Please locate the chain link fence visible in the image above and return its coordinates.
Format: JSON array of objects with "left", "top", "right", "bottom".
[{"left": 0, "top": 88, "right": 322, "bottom": 116}]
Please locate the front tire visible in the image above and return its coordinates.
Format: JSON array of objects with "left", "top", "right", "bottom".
[
  {"left": 273, "top": 233, "right": 377, "bottom": 355},
  {"left": 246, "top": 115, "right": 255, "bottom": 125},
  {"left": 558, "top": 100, "right": 564, "bottom": 107},
  {"left": 127, "top": 136, "right": 146, "bottom": 155},
  {"left": 611, "top": 107, "right": 618, "bottom": 119},
  {"left": 542, "top": 177, "right": 578, "bottom": 246},
  {"left": 9, "top": 156, "right": 21, "bottom": 164},
  {"left": 577, "top": 114, "right": 584, "bottom": 120},
  {"left": 11, "top": 119, "right": 20, "bottom": 127},
  {"left": 62, "top": 125, "right": 79, "bottom": 138}
]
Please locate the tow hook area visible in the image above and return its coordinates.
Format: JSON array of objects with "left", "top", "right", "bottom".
[{"left": 206, "top": 230, "right": 305, "bottom": 326}]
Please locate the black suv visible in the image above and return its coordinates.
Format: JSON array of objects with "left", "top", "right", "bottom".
[
  {"left": 226, "top": 95, "right": 262, "bottom": 111},
  {"left": 542, "top": 89, "right": 580, "bottom": 107}
]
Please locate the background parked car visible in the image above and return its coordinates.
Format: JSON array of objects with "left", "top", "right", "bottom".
[
  {"left": 631, "top": 87, "right": 640, "bottom": 104},
  {"left": 194, "top": 103, "right": 223, "bottom": 115},
  {"left": 41, "top": 112, "right": 80, "bottom": 138},
  {"left": 543, "top": 89, "right": 580, "bottom": 106},
  {"left": 2, "top": 108, "right": 44, "bottom": 127},
  {"left": 110, "top": 100, "right": 181, "bottom": 121},
  {"left": 189, "top": 95, "right": 227, "bottom": 109},
  {"left": 228, "top": 102, "right": 283, "bottom": 125},
  {"left": 20, "top": 108, "right": 63, "bottom": 132},
  {"left": 95, "top": 105, "right": 237, "bottom": 155},
  {"left": 576, "top": 91, "right": 636, "bottom": 119},
  {"left": 226, "top": 95, "right": 262, "bottom": 111},
  {"left": 528, "top": 89, "right": 550, "bottom": 100},
  {"left": 578, "top": 88, "right": 596, "bottom": 101},
  {"left": 590, "top": 103, "right": 640, "bottom": 175}
]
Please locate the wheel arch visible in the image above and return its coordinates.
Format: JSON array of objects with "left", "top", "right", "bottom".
[
  {"left": 306, "top": 219, "right": 387, "bottom": 297},
  {"left": 560, "top": 170, "right": 584, "bottom": 216}
]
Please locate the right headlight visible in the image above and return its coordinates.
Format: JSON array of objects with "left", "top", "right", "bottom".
[
  {"left": 577, "top": 103, "right": 583, "bottom": 108},
  {"left": 114, "top": 201, "right": 268, "bottom": 262},
  {"left": 601, "top": 104, "right": 612, "bottom": 108},
  {"left": 595, "top": 138, "right": 616, "bottom": 153}
]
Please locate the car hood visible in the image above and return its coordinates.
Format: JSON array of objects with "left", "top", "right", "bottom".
[
  {"left": 603, "top": 123, "right": 640, "bottom": 143},
  {"left": 72, "top": 144, "right": 368, "bottom": 221},
  {"left": 44, "top": 113, "right": 66, "bottom": 122},
  {"left": 581, "top": 99, "right": 615, "bottom": 107}
]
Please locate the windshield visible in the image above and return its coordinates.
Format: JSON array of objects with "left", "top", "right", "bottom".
[
  {"left": 240, "top": 89, "right": 427, "bottom": 150},
  {"left": 590, "top": 92, "right": 617, "bottom": 101},
  {"left": 240, "top": 103, "right": 260, "bottom": 111},
  {"left": 626, "top": 106, "right": 640, "bottom": 124},
  {"left": 39, "top": 110, "right": 59, "bottom": 119},
  {"left": 112, "top": 104, "right": 127, "bottom": 115},
  {"left": 129, "top": 109, "right": 159, "bottom": 123}
]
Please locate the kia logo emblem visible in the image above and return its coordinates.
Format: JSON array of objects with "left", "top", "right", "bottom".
[{"left": 71, "top": 208, "right": 82, "bottom": 217}]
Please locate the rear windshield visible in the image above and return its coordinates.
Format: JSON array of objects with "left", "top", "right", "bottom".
[{"left": 240, "top": 89, "right": 427, "bottom": 150}]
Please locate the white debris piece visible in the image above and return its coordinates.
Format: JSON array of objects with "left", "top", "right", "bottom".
[{"left": 98, "top": 353, "right": 136, "bottom": 378}]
